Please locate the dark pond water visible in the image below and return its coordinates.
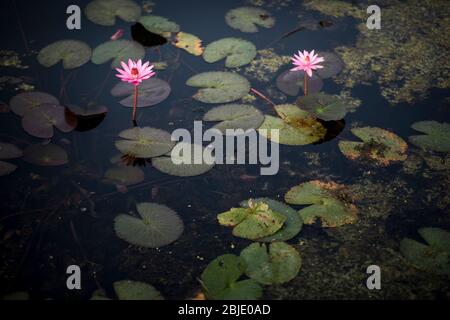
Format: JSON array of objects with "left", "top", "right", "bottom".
[{"left": 0, "top": 0, "right": 449, "bottom": 300}]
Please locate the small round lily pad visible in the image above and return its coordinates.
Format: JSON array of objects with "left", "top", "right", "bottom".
[
  {"left": 239, "top": 198, "right": 303, "bottom": 242},
  {"left": 225, "top": 7, "right": 275, "bottom": 33},
  {"left": 110, "top": 78, "right": 171, "bottom": 108},
  {"left": 139, "top": 15, "right": 180, "bottom": 36},
  {"left": 201, "top": 254, "right": 262, "bottom": 300},
  {"left": 151, "top": 142, "right": 215, "bottom": 177},
  {"left": 218, "top": 199, "right": 287, "bottom": 240},
  {"left": 203, "top": 104, "right": 264, "bottom": 134},
  {"left": 9, "top": 91, "right": 59, "bottom": 117},
  {"left": 104, "top": 166, "right": 145, "bottom": 186},
  {"left": 339, "top": 127, "right": 408, "bottom": 166},
  {"left": 240, "top": 242, "right": 301, "bottom": 285},
  {"left": 315, "top": 51, "right": 344, "bottom": 79},
  {"left": 23, "top": 144, "right": 69, "bottom": 166},
  {"left": 400, "top": 228, "right": 450, "bottom": 275},
  {"left": 114, "top": 202, "right": 184, "bottom": 248},
  {"left": 85, "top": 0, "right": 141, "bottom": 26},
  {"left": 115, "top": 126, "right": 175, "bottom": 158},
  {"left": 186, "top": 72, "right": 250, "bottom": 104},
  {"left": 203, "top": 38, "right": 257, "bottom": 68},
  {"left": 91, "top": 40, "right": 145, "bottom": 68},
  {"left": 296, "top": 92, "right": 350, "bottom": 121},
  {"left": 285, "top": 180, "right": 358, "bottom": 228},
  {"left": 409, "top": 121, "right": 450, "bottom": 153},
  {"left": 258, "top": 104, "right": 326, "bottom": 145},
  {"left": 113, "top": 280, "right": 164, "bottom": 300},
  {"left": 37, "top": 40, "right": 92, "bottom": 69},
  {"left": 276, "top": 70, "right": 323, "bottom": 96}
]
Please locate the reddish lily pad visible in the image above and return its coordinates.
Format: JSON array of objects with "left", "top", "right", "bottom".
[
  {"left": 22, "top": 104, "right": 76, "bottom": 138},
  {"left": 9, "top": 91, "right": 59, "bottom": 117}
]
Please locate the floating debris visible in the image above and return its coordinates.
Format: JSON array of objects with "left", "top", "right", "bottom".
[{"left": 172, "top": 32, "right": 204, "bottom": 56}]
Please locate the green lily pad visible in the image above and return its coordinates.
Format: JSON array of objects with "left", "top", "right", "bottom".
[
  {"left": 23, "top": 144, "right": 69, "bottom": 166},
  {"left": 151, "top": 142, "right": 215, "bottom": 177},
  {"left": 113, "top": 280, "right": 164, "bottom": 300},
  {"left": 203, "top": 38, "right": 257, "bottom": 68},
  {"left": 104, "top": 166, "right": 144, "bottom": 186},
  {"left": 91, "top": 40, "right": 145, "bottom": 68},
  {"left": 285, "top": 180, "right": 358, "bottom": 228},
  {"left": 258, "top": 104, "right": 326, "bottom": 145},
  {"left": 409, "top": 121, "right": 450, "bottom": 153},
  {"left": 0, "top": 161, "right": 17, "bottom": 177},
  {"left": 37, "top": 40, "right": 91, "bottom": 69},
  {"left": 114, "top": 202, "right": 184, "bottom": 248},
  {"left": 218, "top": 199, "right": 286, "bottom": 240},
  {"left": 186, "top": 72, "right": 250, "bottom": 104},
  {"left": 115, "top": 126, "right": 175, "bottom": 158},
  {"left": 296, "top": 92, "right": 350, "bottom": 121},
  {"left": 203, "top": 104, "right": 264, "bottom": 134},
  {"left": 139, "top": 15, "right": 180, "bottom": 36},
  {"left": 240, "top": 242, "right": 301, "bottom": 285},
  {"left": 239, "top": 198, "right": 303, "bottom": 242},
  {"left": 9, "top": 91, "right": 59, "bottom": 117},
  {"left": 85, "top": 0, "right": 141, "bottom": 26},
  {"left": 400, "top": 228, "right": 450, "bottom": 275},
  {"left": 339, "top": 127, "right": 408, "bottom": 166},
  {"left": 225, "top": 7, "right": 275, "bottom": 33},
  {"left": 200, "top": 254, "right": 262, "bottom": 300},
  {"left": 315, "top": 51, "right": 344, "bottom": 79}
]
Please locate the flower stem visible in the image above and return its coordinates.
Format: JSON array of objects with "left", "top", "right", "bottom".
[
  {"left": 304, "top": 74, "right": 309, "bottom": 96},
  {"left": 132, "top": 85, "right": 138, "bottom": 121}
]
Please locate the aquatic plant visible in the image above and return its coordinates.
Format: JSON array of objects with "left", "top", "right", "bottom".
[
  {"left": 276, "top": 70, "right": 323, "bottom": 96},
  {"left": 203, "top": 38, "right": 257, "bottom": 68},
  {"left": 296, "top": 92, "right": 350, "bottom": 121},
  {"left": 2, "top": 292, "right": 29, "bottom": 300},
  {"left": 91, "top": 40, "right": 145, "bottom": 68},
  {"left": 113, "top": 280, "right": 164, "bottom": 300},
  {"left": 240, "top": 242, "right": 301, "bottom": 285},
  {"left": 218, "top": 199, "right": 286, "bottom": 240},
  {"left": 0, "top": 142, "right": 23, "bottom": 177},
  {"left": 225, "top": 7, "right": 275, "bottom": 33},
  {"left": 9, "top": 91, "right": 59, "bottom": 117},
  {"left": 85, "top": 0, "right": 141, "bottom": 26},
  {"left": 314, "top": 51, "right": 344, "bottom": 79},
  {"left": 400, "top": 228, "right": 450, "bottom": 275},
  {"left": 172, "top": 32, "right": 204, "bottom": 56},
  {"left": 285, "top": 180, "right": 358, "bottom": 227},
  {"left": 151, "top": 142, "right": 215, "bottom": 177},
  {"left": 115, "top": 59, "right": 155, "bottom": 121},
  {"left": 111, "top": 77, "right": 170, "bottom": 108},
  {"left": 258, "top": 104, "right": 326, "bottom": 145},
  {"left": 23, "top": 144, "right": 69, "bottom": 166},
  {"left": 290, "top": 50, "right": 324, "bottom": 96},
  {"left": 186, "top": 72, "right": 250, "bottom": 104},
  {"left": 244, "top": 49, "right": 291, "bottom": 82},
  {"left": 203, "top": 104, "right": 264, "bottom": 134},
  {"left": 115, "top": 126, "right": 175, "bottom": 158},
  {"left": 200, "top": 254, "right": 262, "bottom": 300},
  {"left": 139, "top": 15, "right": 180, "bottom": 37},
  {"left": 409, "top": 121, "right": 450, "bottom": 153},
  {"left": 37, "top": 40, "right": 92, "bottom": 69},
  {"left": 114, "top": 202, "right": 184, "bottom": 248},
  {"left": 239, "top": 198, "right": 303, "bottom": 242},
  {"left": 65, "top": 103, "right": 108, "bottom": 132},
  {"left": 338, "top": 127, "right": 408, "bottom": 166},
  {"left": 104, "top": 166, "right": 145, "bottom": 186}
]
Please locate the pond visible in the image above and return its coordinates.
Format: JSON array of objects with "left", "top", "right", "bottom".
[{"left": 0, "top": 0, "right": 449, "bottom": 300}]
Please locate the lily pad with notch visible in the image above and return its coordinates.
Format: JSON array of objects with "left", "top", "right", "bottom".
[
  {"left": 23, "top": 144, "right": 68, "bottom": 166},
  {"left": 37, "top": 40, "right": 92, "bottom": 69},
  {"left": 296, "top": 92, "right": 350, "bottom": 121},
  {"left": 65, "top": 103, "right": 108, "bottom": 132},
  {"left": 203, "top": 38, "right": 257, "bottom": 68},
  {"left": 409, "top": 121, "right": 450, "bottom": 153},
  {"left": 276, "top": 70, "right": 323, "bottom": 96},
  {"left": 91, "top": 40, "right": 145, "bottom": 68},
  {"left": 138, "top": 15, "right": 180, "bottom": 37},
  {"left": 225, "top": 7, "right": 275, "bottom": 33},
  {"left": 186, "top": 72, "right": 250, "bottom": 104},
  {"left": 85, "top": 0, "right": 141, "bottom": 26},
  {"left": 203, "top": 104, "right": 264, "bottom": 134},
  {"left": 110, "top": 78, "right": 171, "bottom": 108},
  {"left": 9, "top": 91, "right": 59, "bottom": 117}
]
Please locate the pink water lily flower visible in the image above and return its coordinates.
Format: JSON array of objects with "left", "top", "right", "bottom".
[
  {"left": 115, "top": 59, "right": 155, "bottom": 122},
  {"left": 115, "top": 59, "right": 155, "bottom": 86},
  {"left": 291, "top": 50, "right": 324, "bottom": 78}
]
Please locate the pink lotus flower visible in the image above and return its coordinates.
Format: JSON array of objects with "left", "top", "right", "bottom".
[
  {"left": 291, "top": 50, "right": 324, "bottom": 78},
  {"left": 115, "top": 59, "right": 155, "bottom": 86},
  {"left": 115, "top": 59, "right": 155, "bottom": 122}
]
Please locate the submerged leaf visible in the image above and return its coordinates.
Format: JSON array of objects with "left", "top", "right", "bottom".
[
  {"left": 23, "top": 144, "right": 69, "bottom": 166},
  {"left": 240, "top": 242, "right": 301, "bottom": 285},
  {"left": 203, "top": 104, "right": 264, "bottom": 134},
  {"left": 37, "top": 40, "right": 92, "bottom": 69},
  {"left": 296, "top": 92, "right": 350, "bottom": 121},
  {"left": 9, "top": 91, "right": 59, "bottom": 117},
  {"left": 22, "top": 104, "right": 76, "bottom": 138},
  {"left": 139, "top": 15, "right": 180, "bottom": 37},
  {"left": 203, "top": 38, "right": 257, "bottom": 68},
  {"left": 113, "top": 280, "right": 164, "bottom": 300},
  {"left": 225, "top": 7, "right": 275, "bottom": 33},
  {"left": 285, "top": 180, "right": 358, "bottom": 228},
  {"left": 409, "top": 121, "right": 450, "bottom": 153},
  {"left": 201, "top": 254, "right": 262, "bottom": 300},
  {"left": 258, "top": 104, "right": 326, "bottom": 145},
  {"left": 0, "top": 161, "right": 17, "bottom": 177},
  {"left": 104, "top": 166, "right": 144, "bottom": 186},
  {"left": 186, "top": 72, "right": 250, "bottom": 104},
  {"left": 110, "top": 78, "right": 171, "bottom": 108},
  {"left": 0, "top": 142, "right": 23, "bottom": 160},
  {"left": 115, "top": 126, "right": 175, "bottom": 158},
  {"left": 400, "top": 228, "right": 450, "bottom": 275},
  {"left": 114, "top": 202, "right": 184, "bottom": 248},
  {"left": 276, "top": 70, "right": 323, "bottom": 96},
  {"left": 85, "top": 0, "right": 141, "bottom": 26},
  {"left": 172, "top": 32, "right": 203, "bottom": 56},
  {"left": 91, "top": 40, "right": 145, "bottom": 68},
  {"left": 339, "top": 127, "right": 408, "bottom": 166}
]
